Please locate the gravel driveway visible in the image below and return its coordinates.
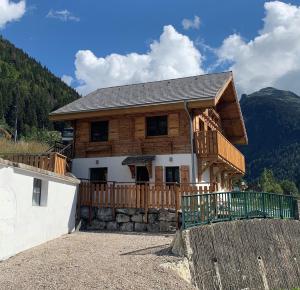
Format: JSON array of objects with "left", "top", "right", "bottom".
[{"left": 0, "top": 232, "right": 195, "bottom": 290}]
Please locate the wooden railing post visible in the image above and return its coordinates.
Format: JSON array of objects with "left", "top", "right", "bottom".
[
  {"left": 112, "top": 182, "right": 116, "bottom": 218},
  {"left": 144, "top": 184, "right": 149, "bottom": 223},
  {"left": 77, "top": 183, "right": 81, "bottom": 221},
  {"left": 175, "top": 185, "right": 180, "bottom": 230},
  {"left": 89, "top": 183, "right": 92, "bottom": 226},
  {"left": 49, "top": 152, "right": 56, "bottom": 173}
]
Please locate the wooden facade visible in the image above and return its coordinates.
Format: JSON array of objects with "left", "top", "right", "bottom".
[
  {"left": 72, "top": 105, "right": 246, "bottom": 182},
  {"left": 74, "top": 110, "right": 190, "bottom": 158}
]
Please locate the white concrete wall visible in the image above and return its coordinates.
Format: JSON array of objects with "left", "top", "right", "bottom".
[
  {"left": 0, "top": 163, "right": 79, "bottom": 261},
  {"left": 72, "top": 154, "right": 197, "bottom": 183}
]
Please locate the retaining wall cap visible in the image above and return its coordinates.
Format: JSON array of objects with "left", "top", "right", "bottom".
[{"left": 0, "top": 157, "right": 80, "bottom": 185}]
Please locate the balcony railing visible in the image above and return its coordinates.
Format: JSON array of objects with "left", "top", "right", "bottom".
[
  {"left": 194, "top": 130, "right": 245, "bottom": 173},
  {"left": 182, "top": 191, "right": 297, "bottom": 229},
  {"left": 1, "top": 152, "right": 67, "bottom": 175}
]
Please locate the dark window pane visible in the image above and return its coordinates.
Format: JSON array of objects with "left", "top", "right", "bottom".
[
  {"left": 90, "top": 168, "right": 108, "bottom": 183},
  {"left": 165, "top": 167, "right": 180, "bottom": 183},
  {"left": 146, "top": 116, "right": 168, "bottom": 136},
  {"left": 91, "top": 121, "right": 109, "bottom": 142},
  {"left": 32, "top": 178, "right": 42, "bottom": 206}
]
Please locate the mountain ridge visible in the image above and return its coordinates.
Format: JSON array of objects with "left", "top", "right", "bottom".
[{"left": 239, "top": 86, "right": 300, "bottom": 189}]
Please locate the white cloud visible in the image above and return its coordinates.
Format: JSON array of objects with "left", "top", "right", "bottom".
[
  {"left": 182, "top": 15, "right": 200, "bottom": 30},
  {"left": 61, "top": 75, "right": 73, "bottom": 86},
  {"left": 0, "top": 0, "right": 25, "bottom": 28},
  {"left": 217, "top": 1, "right": 300, "bottom": 94},
  {"left": 47, "top": 9, "right": 80, "bottom": 22},
  {"left": 74, "top": 25, "right": 203, "bottom": 95}
]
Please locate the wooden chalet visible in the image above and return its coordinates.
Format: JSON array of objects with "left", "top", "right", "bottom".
[{"left": 50, "top": 71, "right": 247, "bottom": 192}]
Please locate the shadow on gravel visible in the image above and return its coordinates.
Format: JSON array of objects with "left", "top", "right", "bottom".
[
  {"left": 80, "top": 230, "right": 174, "bottom": 238},
  {"left": 121, "top": 244, "right": 173, "bottom": 256}
]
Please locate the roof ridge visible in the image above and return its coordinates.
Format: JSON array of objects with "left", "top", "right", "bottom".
[{"left": 88, "top": 71, "right": 232, "bottom": 96}]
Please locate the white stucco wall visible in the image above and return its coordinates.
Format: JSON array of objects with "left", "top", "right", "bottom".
[
  {"left": 0, "top": 162, "right": 79, "bottom": 261},
  {"left": 72, "top": 154, "right": 198, "bottom": 183},
  {"left": 71, "top": 154, "right": 229, "bottom": 191}
]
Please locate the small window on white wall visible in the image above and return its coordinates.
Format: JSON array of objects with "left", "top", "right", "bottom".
[{"left": 32, "top": 178, "right": 42, "bottom": 206}]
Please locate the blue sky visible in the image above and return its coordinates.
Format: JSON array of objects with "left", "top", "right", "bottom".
[{"left": 1, "top": 0, "right": 300, "bottom": 95}]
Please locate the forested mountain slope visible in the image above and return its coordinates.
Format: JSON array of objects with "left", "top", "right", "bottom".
[{"left": 0, "top": 36, "right": 79, "bottom": 136}]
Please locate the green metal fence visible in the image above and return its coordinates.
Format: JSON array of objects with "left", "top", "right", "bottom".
[{"left": 181, "top": 191, "right": 297, "bottom": 229}]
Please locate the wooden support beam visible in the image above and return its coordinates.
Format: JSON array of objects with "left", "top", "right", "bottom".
[
  {"left": 146, "top": 162, "right": 152, "bottom": 178},
  {"left": 128, "top": 165, "right": 136, "bottom": 179},
  {"left": 198, "top": 160, "right": 215, "bottom": 181}
]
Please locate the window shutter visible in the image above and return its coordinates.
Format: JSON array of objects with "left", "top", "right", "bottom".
[
  {"left": 180, "top": 165, "right": 190, "bottom": 184},
  {"left": 109, "top": 119, "right": 119, "bottom": 141},
  {"left": 155, "top": 166, "right": 163, "bottom": 185},
  {"left": 135, "top": 116, "right": 145, "bottom": 139},
  {"left": 168, "top": 113, "right": 179, "bottom": 136},
  {"left": 77, "top": 121, "right": 89, "bottom": 141}
]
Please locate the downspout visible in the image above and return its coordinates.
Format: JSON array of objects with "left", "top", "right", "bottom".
[{"left": 184, "top": 100, "right": 196, "bottom": 183}]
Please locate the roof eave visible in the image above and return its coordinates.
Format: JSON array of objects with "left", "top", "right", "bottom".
[{"left": 215, "top": 77, "right": 248, "bottom": 145}]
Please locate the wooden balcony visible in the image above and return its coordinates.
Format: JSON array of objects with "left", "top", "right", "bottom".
[{"left": 194, "top": 130, "right": 245, "bottom": 174}]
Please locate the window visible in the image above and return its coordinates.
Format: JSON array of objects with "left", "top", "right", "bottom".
[
  {"left": 90, "top": 168, "right": 108, "bottom": 183},
  {"left": 165, "top": 167, "right": 180, "bottom": 184},
  {"left": 91, "top": 121, "right": 109, "bottom": 142},
  {"left": 146, "top": 115, "right": 168, "bottom": 136},
  {"left": 32, "top": 178, "right": 42, "bottom": 206}
]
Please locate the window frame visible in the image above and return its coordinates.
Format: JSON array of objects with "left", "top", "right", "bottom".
[
  {"left": 165, "top": 166, "right": 180, "bottom": 185},
  {"left": 32, "top": 178, "right": 42, "bottom": 206},
  {"left": 146, "top": 115, "right": 168, "bottom": 137},
  {"left": 90, "top": 167, "right": 108, "bottom": 184},
  {"left": 90, "top": 120, "right": 109, "bottom": 142}
]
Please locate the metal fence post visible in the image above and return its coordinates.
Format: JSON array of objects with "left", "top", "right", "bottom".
[
  {"left": 181, "top": 195, "right": 185, "bottom": 229},
  {"left": 262, "top": 192, "right": 266, "bottom": 218},
  {"left": 244, "top": 191, "right": 248, "bottom": 218},
  {"left": 279, "top": 195, "right": 283, "bottom": 219}
]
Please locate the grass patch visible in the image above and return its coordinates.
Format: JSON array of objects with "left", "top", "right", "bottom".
[{"left": 0, "top": 139, "right": 48, "bottom": 155}]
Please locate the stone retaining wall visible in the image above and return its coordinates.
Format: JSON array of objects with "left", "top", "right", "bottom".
[{"left": 80, "top": 206, "right": 180, "bottom": 232}]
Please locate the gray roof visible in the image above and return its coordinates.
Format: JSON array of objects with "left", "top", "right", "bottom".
[
  {"left": 51, "top": 72, "right": 232, "bottom": 116},
  {"left": 122, "top": 155, "right": 155, "bottom": 165}
]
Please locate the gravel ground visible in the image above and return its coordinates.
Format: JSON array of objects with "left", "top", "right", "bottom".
[{"left": 0, "top": 232, "right": 195, "bottom": 290}]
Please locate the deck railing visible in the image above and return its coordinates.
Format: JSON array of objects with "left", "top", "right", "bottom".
[
  {"left": 181, "top": 191, "right": 297, "bottom": 229},
  {"left": 78, "top": 181, "right": 215, "bottom": 224},
  {"left": 194, "top": 130, "right": 245, "bottom": 173},
  {"left": 79, "top": 181, "right": 215, "bottom": 209},
  {"left": 1, "top": 152, "right": 67, "bottom": 175}
]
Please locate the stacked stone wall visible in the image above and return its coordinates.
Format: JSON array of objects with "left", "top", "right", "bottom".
[{"left": 80, "top": 206, "right": 180, "bottom": 232}]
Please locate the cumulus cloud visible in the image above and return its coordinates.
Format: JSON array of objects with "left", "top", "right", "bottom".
[
  {"left": 0, "top": 0, "right": 25, "bottom": 28},
  {"left": 217, "top": 1, "right": 300, "bottom": 94},
  {"left": 74, "top": 25, "right": 203, "bottom": 95},
  {"left": 182, "top": 15, "right": 201, "bottom": 30},
  {"left": 47, "top": 9, "right": 80, "bottom": 22},
  {"left": 61, "top": 75, "right": 73, "bottom": 86}
]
